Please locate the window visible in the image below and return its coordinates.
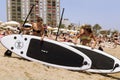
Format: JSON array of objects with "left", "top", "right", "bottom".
[
  {"left": 52, "top": 1, "right": 56, "bottom": 6},
  {"left": 17, "top": 7, "right": 21, "bottom": 12},
  {"left": 17, "top": 0, "right": 20, "bottom": 2}
]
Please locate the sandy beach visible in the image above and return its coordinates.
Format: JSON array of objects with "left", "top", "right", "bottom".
[{"left": 0, "top": 43, "right": 120, "bottom": 80}]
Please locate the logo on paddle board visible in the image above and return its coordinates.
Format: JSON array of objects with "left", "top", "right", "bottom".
[
  {"left": 41, "top": 49, "right": 48, "bottom": 53},
  {"left": 15, "top": 40, "right": 24, "bottom": 49}
]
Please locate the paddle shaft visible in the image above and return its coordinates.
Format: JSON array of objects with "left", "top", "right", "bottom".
[
  {"left": 18, "top": 4, "right": 35, "bottom": 34},
  {"left": 55, "top": 8, "right": 65, "bottom": 41},
  {"left": 22, "top": 4, "right": 35, "bottom": 27}
]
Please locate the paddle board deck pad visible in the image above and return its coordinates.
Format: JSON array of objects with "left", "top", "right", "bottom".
[
  {"left": 63, "top": 42, "right": 120, "bottom": 73},
  {"left": 0, "top": 34, "right": 92, "bottom": 70}
]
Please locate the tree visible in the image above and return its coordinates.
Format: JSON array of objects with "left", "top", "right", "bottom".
[
  {"left": 60, "top": 24, "right": 66, "bottom": 28},
  {"left": 100, "top": 30, "right": 108, "bottom": 35},
  {"left": 111, "top": 30, "right": 119, "bottom": 35},
  {"left": 68, "top": 23, "right": 74, "bottom": 30},
  {"left": 92, "top": 24, "right": 102, "bottom": 35}
]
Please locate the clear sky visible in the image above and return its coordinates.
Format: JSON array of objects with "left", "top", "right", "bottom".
[
  {"left": 0, "top": 0, "right": 120, "bottom": 31},
  {"left": 0, "top": 0, "right": 7, "bottom": 22}
]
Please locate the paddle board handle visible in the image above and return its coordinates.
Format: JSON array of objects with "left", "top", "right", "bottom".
[{"left": 83, "top": 61, "right": 88, "bottom": 65}]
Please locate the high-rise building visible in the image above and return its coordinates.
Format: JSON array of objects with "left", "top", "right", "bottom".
[{"left": 7, "top": 0, "right": 60, "bottom": 27}]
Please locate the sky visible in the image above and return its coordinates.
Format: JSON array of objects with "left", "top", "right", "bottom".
[
  {"left": 0, "top": 0, "right": 120, "bottom": 31},
  {"left": 0, "top": 0, "right": 7, "bottom": 22}
]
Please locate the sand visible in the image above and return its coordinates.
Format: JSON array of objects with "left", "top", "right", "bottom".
[{"left": 0, "top": 43, "right": 120, "bottom": 80}]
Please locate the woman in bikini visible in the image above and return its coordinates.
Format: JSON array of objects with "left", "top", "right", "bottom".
[
  {"left": 32, "top": 16, "right": 44, "bottom": 39},
  {"left": 74, "top": 24, "right": 97, "bottom": 49}
]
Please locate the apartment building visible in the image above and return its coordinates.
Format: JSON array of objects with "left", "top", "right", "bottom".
[{"left": 7, "top": 0, "right": 60, "bottom": 27}]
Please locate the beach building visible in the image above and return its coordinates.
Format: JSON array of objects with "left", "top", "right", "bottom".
[{"left": 7, "top": 0, "right": 60, "bottom": 27}]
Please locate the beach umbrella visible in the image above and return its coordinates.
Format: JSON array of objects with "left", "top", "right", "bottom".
[
  {"left": 62, "top": 29, "right": 68, "bottom": 33},
  {"left": 3, "top": 26, "right": 18, "bottom": 31},
  {"left": 0, "top": 23, "right": 6, "bottom": 26},
  {"left": 47, "top": 26, "right": 53, "bottom": 30},
  {"left": 0, "top": 25, "right": 3, "bottom": 28},
  {"left": 60, "top": 28, "right": 66, "bottom": 31},
  {"left": 5, "top": 21, "right": 20, "bottom": 27},
  {"left": 53, "top": 30, "right": 58, "bottom": 33},
  {"left": 67, "top": 29, "right": 78, "bottom": 34},
  {"left": 70, "top": 30, "right": 78, "bottom": 33},
  {"left": 53, "top": 27, "right": 58, "bottom": 30}
]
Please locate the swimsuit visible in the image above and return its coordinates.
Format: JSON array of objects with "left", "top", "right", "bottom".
[
  {"left": 80, "top": 35, "right": 92, "bottom": 46},
  {"left": 33, "top": 29, "right": 41, "bottom": 33},
  {"left": 80, "top": 36, "right": 92, "bottom": 42}
]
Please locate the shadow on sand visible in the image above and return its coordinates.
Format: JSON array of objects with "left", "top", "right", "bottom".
[
  {"left": 77, "top": 70, "right": 120, "bottom": 80},
  {"left": 99, "top": 73, "right": 120, "bottom": 80},
  {"left": 4, "top": 56, "right": 31, "bottom": 61}
]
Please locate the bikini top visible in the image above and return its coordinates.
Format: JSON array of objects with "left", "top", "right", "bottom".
[
  {"left": 33, "top": 29, "right": 40, "bottom": 33},
  {"left": 32, "top": 23, "right": 43, "bottom": 33},
  {"left": 80, "top": 35, "right": 92, "bottom": 42}
]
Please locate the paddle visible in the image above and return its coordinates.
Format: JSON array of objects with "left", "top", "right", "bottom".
[
  {"left": 4, "top": 3, "right": 36, "bottom": 57},
  {"left": 19, "top": 4, "right": 35, "bottom": 34},
  {"left": 55, "top": 8, "right": 65, "bottom": 41},
  {"left": 39, "top": 8, "right": 65, "bottom": 52}
]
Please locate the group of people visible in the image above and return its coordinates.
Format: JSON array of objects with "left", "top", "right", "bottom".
[
  {"left": 59, "top": 24, "right": 120, "bottom": 51},
  {"left": 3, "top": 16, "right": 120, "bottom": 56}
]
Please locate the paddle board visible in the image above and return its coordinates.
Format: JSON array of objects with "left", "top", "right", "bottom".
[
  {"left": 0, "top": 34, "right": 92, "bottom": 70},
  {"left": 63, "top": 42, "right": 120, "bottom": 73}
]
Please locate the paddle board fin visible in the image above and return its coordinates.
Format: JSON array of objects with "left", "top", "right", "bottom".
[
  {"left": 112, "top": 63, "right": 119, "bottom": 72},
  {"left": 4, "top": 50, "right": 12, "bottom": 57}
]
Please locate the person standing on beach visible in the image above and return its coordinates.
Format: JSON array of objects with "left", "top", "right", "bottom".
[
  {"left": 74, "top": 24, "right": 97, "bottom": 49},
  {"left": 112, "top": 33, "right": 120, "bottom": 48},
  {"left": 32, "top": 16, "right": 45, "bottom": 40}
]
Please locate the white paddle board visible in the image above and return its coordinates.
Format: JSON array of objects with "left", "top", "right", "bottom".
[
  {"left": 63, "top": 42, "right": 120, "bottom": 73},
  {"left": 0, "top": 34, "right": 92, "bottom": 71}
]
